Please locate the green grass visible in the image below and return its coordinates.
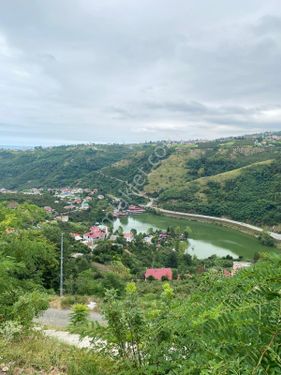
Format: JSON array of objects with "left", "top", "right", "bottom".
[
  {"left": 0, "top": 333, "right": 116, "bottom": 375},
  {"left": 190, "top": 159, "right": 273, "bottom": 185},
  {"left": 145, "top": 148, "right": 203, "bottom": 194}
]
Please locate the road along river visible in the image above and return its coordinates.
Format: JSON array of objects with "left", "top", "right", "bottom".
[{"left": 113, "top": 213, "right": 278, "bottom": 259}]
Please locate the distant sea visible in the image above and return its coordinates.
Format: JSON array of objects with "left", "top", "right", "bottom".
[{"left": 0, "top": 145, "right": 33, "bottom": 150}]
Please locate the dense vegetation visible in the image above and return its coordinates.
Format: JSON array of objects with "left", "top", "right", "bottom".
[
  {"left": 0, "top": 190, "right": 281, "bottom": 373},
  {"left": 70, "top": 253, "right": 281, "bottom": 374},
  {"left": 146, "top": 139, "right": 281, "bottom": 227},
  {"left": 159, "top": 158, "right": 281, "bottom": 225},
  {"left": 0, "top": 144, "right": 141, "bottom": 189},
  {"left": 1, "top": 134, "right": 281, "bottom": 226},
  {"left": 2, "top": 253, "right": 281, "bottom": 373}
]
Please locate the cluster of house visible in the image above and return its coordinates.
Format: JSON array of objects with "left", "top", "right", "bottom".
[
  {"left": 113, "top": 205, "right": 145, "bottom": 217},
  {"left": 70, "top": 224, "right": 136, "bottom": 249},
  {"left": 52, "top": 187, "right": 104, "bottom": 212},
  {"left": 144, "top": 261, "right": 252, "bottom": 281},
  {"left": 71, "top": 225, "right": 109, "bottom": 249},
  {"left": 254, "top": 134, "right": 281, "bottom": 147},
  {"left": 42, "top": 188, "right": 105, "bottom": 221},
  {"left": 0, "top": 188, "right": 43, "bottom": 195},
  {"left": 43, "top": 206, "right": 70, "bottom": 222},
  {"left": 0, "top": 187, "right": 105, "bottom": 214}
]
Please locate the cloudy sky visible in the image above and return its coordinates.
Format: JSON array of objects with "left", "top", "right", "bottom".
[{"left": 1, "top": 0, "right": 281, "bottom": 145}]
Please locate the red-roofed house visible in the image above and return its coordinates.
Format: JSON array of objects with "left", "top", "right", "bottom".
[
  {"left": 127, "top": 205, "right": 145, "bottom": 214},
  {"left": 123, "top": 232, "right": 134, "bottom": 242},
  {"left": 83, "top": 226, "right": 108, "bottom": 242},
  {"left": 145, "top": 268, "right": 173, "bottom": 281}
]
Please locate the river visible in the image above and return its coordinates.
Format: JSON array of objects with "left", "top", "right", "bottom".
[{"left": 113, "top": 213, "right": 273, "bottom": 259}]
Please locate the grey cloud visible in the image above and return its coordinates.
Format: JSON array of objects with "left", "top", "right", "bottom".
[
  {"left": 0, "top": 0, "right": 281, "bottom": 145},
  {"left": 255, "top": 16, "right": 281, "bottom": 35}
]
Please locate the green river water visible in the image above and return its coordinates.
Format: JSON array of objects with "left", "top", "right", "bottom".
[{"left": 113, "top": 213, "right": 273, "bottom": 259}]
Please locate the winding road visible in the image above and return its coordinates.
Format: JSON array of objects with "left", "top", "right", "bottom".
[
  {"left": 94, "top": 171, "right": 281, "bottom": 241},
  {"left": 154, "top": 207, "right": 281, "bottom": 241}
]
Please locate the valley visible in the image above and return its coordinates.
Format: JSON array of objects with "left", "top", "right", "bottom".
[
  {"left": 2, "top": 1, "right": 281, "bottom": 372},
  {"left": 1, "top": 132, "right": 280, "bottom": 228},
  {"left": 0, "top": 132, "right": 280, "bottom": 374}
]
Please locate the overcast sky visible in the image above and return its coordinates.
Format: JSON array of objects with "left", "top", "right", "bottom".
[{"left": 1, "top": 0, "right": 281, "bottom": 146}]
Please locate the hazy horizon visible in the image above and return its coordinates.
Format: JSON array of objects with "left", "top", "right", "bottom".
[{"left": 1, "top": 129, "right": 280, "bottom": 150}]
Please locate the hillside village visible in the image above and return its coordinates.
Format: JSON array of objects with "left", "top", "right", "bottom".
[{"left": 1, "top": 0, "right": 281, "bottom": 371}]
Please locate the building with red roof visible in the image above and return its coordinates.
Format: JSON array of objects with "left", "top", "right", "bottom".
[
  {"left": 123, "top": 232, "right": 134, "bottom": 242},
  {"left": 83, "top": 225, "right": 108, "bottom": 242},
  {"left": 145, "top": 268, "right": 173, "bottom": 281},
  {"left": 127, "top": 205, "right": 145, "bottom": 214}
]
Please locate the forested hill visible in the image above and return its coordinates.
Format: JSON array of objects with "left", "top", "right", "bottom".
[
  {"left": 0, "top": 143, "right": 157, "bottom": 189},
  {"left": 0, "top": 133, "right": 281, "bottom": 226},
  {"left": 144, "top": 136, "right": 281, "bottom": 226}
]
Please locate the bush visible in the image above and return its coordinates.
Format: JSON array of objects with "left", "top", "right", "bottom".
[
  {"left": 12, "top": 291, "right": 49, "bottom": 329},
  {"left": 172, "top": 269, "right": 178, "bottom": 280},
  {"left": 258, "top": 231, "right": 275, "bottom": 247},
  {"left": 76, "top": 270, "right": 104, "bottom": 296},
  {"left": 146, "top": 275, "right": 155, "bottom": 282},
  {"left": 70, "top": 304, "right": 89, "bottom": 327},
  {"left": 0, "top": 321, "right": 23, "bottom": 342},
  {"left": 101, "top": 272, "right": 125, "bottom": 296},
  {"left": 61, "top": 295, "right": 89, "bottom": 309}
]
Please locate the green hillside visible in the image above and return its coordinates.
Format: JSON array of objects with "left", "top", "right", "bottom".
[
  {"left": 0, "top": 144, "right": 138, "bottom": 189},
  {"left": 0, "top": 144, "right": 280, "bottom": 374},
  {"left": 158, "top": 158, "right": 281, "bottom": 225},
  {"left": 0, "top": 134, "right": 281, "bottom": 226},
  {"left": 144, "top": 137, "right": 281, "bottom": 226},
  {"left": 1, "top": 200, "right": 281, "bottom": 373}
]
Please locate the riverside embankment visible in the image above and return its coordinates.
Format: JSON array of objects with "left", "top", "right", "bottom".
[{"left": 154, "top": 207, "right": 281, "bottom": 241}]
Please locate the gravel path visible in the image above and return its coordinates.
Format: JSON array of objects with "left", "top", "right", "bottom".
[
  {"left": 43, "top": 329, "right": 93, "bottom": 348},
  {"left": 42, "top": 328, "right": 110, "bottom": 352},
  {"left": 34, "top": 308, "right": 107, "bottom": 350},
  {"left": 36, "top": 308, "right": 106, "bottom": 328}
]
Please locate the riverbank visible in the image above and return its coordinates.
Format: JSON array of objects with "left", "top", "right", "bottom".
[
  {"left": 153, "top": 207, "right": 281, "bottom": 242},
  {"left": 114, "top": 213, "right": 274, "bottom": 259}
]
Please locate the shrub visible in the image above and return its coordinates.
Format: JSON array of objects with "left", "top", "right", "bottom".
[
  {"left": 258, "top": 231, "right": 275, "bottom": 247},
  {"left": 125, "top": 282, "right": 137, "bottom": 295},
  {"left": 172, "top": 269, "right": 178, "bottom": 279},
  {"left": 101, "top": 272, "right": 125, "bottom": 296},
  {"left": 161, "top": 282, "right": 174, "bottom": 301},
  {"left": 0, "top": 321, "right": 23, "bottom": 341},
  {"left": 12, "top": 291, "right": 49, "bottom": 329},
  {"left": 70, "top": 304, "right": 89, "bottom": 327},
  {"left": 146, "top": 275, "right": 155, "bottom": 282},
  {"left": 61, "top": 295, "right": 88, "bottom": 309}
]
